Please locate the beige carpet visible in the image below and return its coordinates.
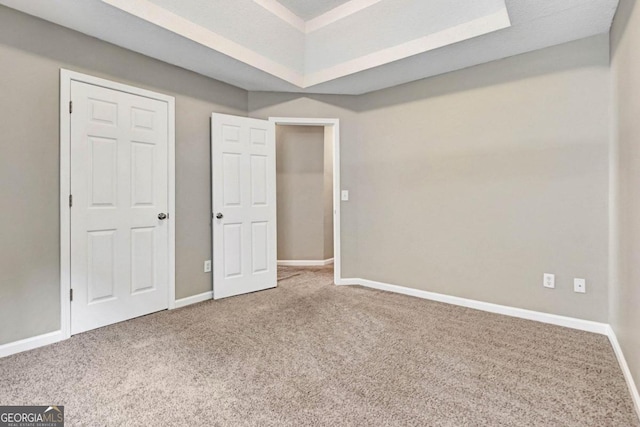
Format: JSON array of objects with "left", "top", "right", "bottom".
[
  {"left": 277, "top": 265, "right": 302, "bottom": 281},
  {"left": 1, "top": 266, "right": 638, "bottom": 426}
]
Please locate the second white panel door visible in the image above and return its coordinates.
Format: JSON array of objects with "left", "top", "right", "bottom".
[{"left": 211, "top": 114, "right": 277, "bottom": 299}]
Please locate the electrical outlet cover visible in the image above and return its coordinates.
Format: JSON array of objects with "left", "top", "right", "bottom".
[
  {"left": 543, "top": 273, "right": 555, "bottom": 289},
  {"left": 204, "top": 260, "right": 212, "bottom": 273}
]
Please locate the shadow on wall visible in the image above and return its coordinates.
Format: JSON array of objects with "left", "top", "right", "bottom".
[{"left": 610, "top": 0, "right": 636, "bottom": 57}]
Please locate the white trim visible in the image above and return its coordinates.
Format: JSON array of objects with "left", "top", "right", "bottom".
[
  {"left": 269, "top": 118, "right": 341, "bottom": 285},
  {"left": 270, "top": 117, "right": 340, "bottom": 126},
  {"left": 340, "top": 276, "right": 640, "bottom": 414},
  {"left": 102, "top": 0, "right": 304, "bottom": 87},
  {"left": 60, "top": 69, "right": 176, "bottom": 340},
  {"left": 60, "top": 71, "right": 72, "bottom": 341},
  {"left": 253, "top": 0, "right": 306, "bottom": 32},
  {"left": 304, "top": 9, "right": 511, "bottom": 87},
  {"left": 103, "top": 0, "right": 509, "bottom": 89},
  {"left": 102, "top": 0, "right": 509, "bottom": 89},
  {"left": 174, "top": 291, "right": 213, "bottom": 309},
  {"left": 278, "top": 258, "right": 334, "bottom": 267},
  {"left": 343, "top": 278, "right": 610, "bottom": 335},
  {"left": 336, "top": 277, "right": 361, "bottom": 286},
  {"left": 607, "top": 326, "right": 640, "bottom": 418},
  {"left": 0, "top": 330, "right": 65, "bottom": 358},
  {"left": 167, "top": 99, "right": 176, "bottom": 310},
  {"left": 305, "top": 0, "right": 382, "bottom": 33}
]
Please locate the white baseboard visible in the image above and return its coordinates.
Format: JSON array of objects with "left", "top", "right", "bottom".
[
  {"left": 0, "top": 330, "right": 66, "bottom": 358},
  {"left": 0, "top": 291, "right": 214, "bottom": 357},
  {"left": 174, "top": 291, "right": 213, "bottom": 308},
  {"left": 278, "top": 258, "right": 334, "bottom": 267},
  {"left": 336, "top": 277, "right": 361, "bottom": 285},
  {"left": 342, "top": 278, "right": 610, "bottom": 335},
  {"left": 343, "top": 277, "right": 638, "bottom": 418},
  {"left": 607, "top": 326, "right": 640, "bottom": 418}
]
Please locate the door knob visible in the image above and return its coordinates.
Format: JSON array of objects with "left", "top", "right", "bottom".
[
  {"left": 158, "top": 213, "right": 167, "bottom": 220},
  {"left": 215, "top": 213, "right": 223, "bottom": 219}
]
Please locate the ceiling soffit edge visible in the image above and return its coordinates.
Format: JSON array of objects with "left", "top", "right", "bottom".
[{"left": 101, "top": 0, "right": 512, "bottom": 89}]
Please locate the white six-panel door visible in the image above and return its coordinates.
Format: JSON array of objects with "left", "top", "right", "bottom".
[
  {"left": 70, "top": 81, "right": 169, "bottom": 334},
  {"left": 211, "top": 114, "right": 277, "bottom": 299}
]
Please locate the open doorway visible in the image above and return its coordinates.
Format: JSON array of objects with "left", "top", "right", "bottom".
[
  {"left": 269, "top": 118, "right": 341, "bottom": 284},
  {"left": 210, "top": 115, "right": 341, "bottom": 300},
  {"left": 275, "top": 124, "right": 333, "bottom": 267}
]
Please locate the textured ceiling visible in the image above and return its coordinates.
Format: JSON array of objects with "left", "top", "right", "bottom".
[
  {"left": 0, "top": 0, "right": 619, "bottom": 95},
  {"left": 276, "top": 0, "right": 352, "bottom": 20}
]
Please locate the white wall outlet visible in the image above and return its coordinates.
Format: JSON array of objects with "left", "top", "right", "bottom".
[
  {"left": 543, "top": 273, "right": 555, "bottom": 289},
  {"left": 341, "top": 190, "right": 349, "bottom": 201},
  {"left": 574, "top": 278, "right": 586, "bottom": 293},
  {"left": 204, "top": 260, "right": 212, "bottom": 273}
]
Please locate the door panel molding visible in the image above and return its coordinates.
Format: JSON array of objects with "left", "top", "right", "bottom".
[{"left": 60, "top": 69, "right": 176, "bottom": 340}]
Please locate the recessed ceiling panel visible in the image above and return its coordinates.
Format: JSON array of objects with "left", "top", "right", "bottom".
[
  {"left": 305, "top": 0, "right": 509, "bottom": 77},
  {"left": 276, "top": 0, "right": 352, "bottom": 20},
  {"left": 147, "top": 0, "right": 305, "bottom": 74}
]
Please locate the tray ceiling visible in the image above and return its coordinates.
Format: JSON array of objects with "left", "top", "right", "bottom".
[{"left": 0, "top": 0, "right": 619, "bottom": 94}]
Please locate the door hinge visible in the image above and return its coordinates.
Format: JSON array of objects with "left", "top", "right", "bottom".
[
  {"left": 70, "top": 289, "right": 73, "bottom": 302},
  {"left": 69, "top": 194, "right": 73, "bottom": 207},
  {"left": 69, "top": 101, "right": 73, "bottom": 114}
]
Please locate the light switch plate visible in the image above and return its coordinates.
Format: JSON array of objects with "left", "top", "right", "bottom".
[
  {"left": 204, "top": 260, "right": 212, "bottom": 273},
  {"left": 574, "top": 278, "right": 586, "bottom": 293},
  {"left": 341, "top": 190, "right": 349, "bottom": 201}
]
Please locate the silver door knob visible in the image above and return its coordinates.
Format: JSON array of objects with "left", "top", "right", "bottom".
[
  {"left": 158, "top": 213, "right": 167, "bottom": 220},
  {"left": 215, "top": 213, "right": 223, "bottom": 219}
]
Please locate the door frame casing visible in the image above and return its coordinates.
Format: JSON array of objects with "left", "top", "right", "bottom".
[
  {"left": 269, "top": 117, "right": 341, "bottom": 285},
  {"left": 60, "top": 69, "right": 176, "bottom": 340}
]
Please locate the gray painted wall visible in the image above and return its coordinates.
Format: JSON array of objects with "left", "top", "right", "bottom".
[
  {"left": 0, "top": 6, "right": 247, "bottom": 345},
  {"left": 276, "top": 125, "right": 326, "bottom": 261},
  {"left": 354, "top": 35, "right": 611, "bottom": 322},
  {"left": 275, "top": 125, "right": 334, "bottom": 261},
  {"left": 251, "top": 35, "right": 611, "bottom": 322},
  {"left": 323, "top": 128, "right": 334, "bottom": 260},
  {"left": 611, "top": 0, "right": 640, "bottom": 395}
]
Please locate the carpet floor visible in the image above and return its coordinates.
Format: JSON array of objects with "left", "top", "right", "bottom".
[{"left": 1, "top": 266, "right": 638, "bottom": 426}]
